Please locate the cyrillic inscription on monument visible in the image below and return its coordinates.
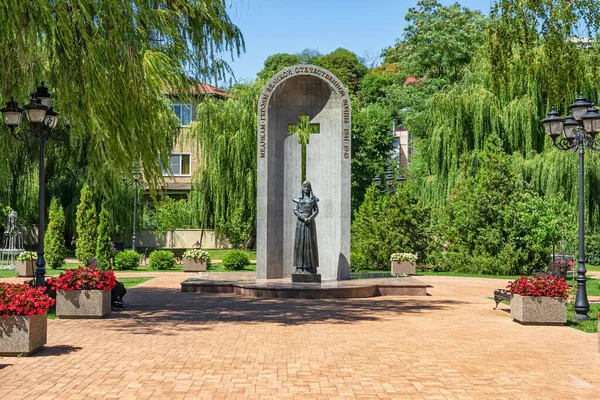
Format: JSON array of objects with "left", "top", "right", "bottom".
[{"left": 258, "top": 65, "right": 350, "bottom": 160}]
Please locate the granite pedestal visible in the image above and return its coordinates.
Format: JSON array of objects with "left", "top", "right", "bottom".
[
  {"left": 181, "top": 273, "right": 428, "bottom": 299},
  {"left": 291, "top": 273, "right": 321, "bottom": 283}
]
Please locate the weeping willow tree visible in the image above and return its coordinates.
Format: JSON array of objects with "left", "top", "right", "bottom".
[
  {"left": 0, "top": 0, "right": 244, "bottom": 202},
  {"left": 414, "top": 0, "right": 600, "bottom": 230},
  {"left": 190, "top": 82, "right": 262, "bottom": 248}
]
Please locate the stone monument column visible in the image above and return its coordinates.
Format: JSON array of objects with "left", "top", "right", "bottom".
[{"left": 256, "top": 65, "right": 351, "bottom": 281}]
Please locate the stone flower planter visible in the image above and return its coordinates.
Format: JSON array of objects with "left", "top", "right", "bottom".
[
  {"left": 15, "top": 260, "right": 35, "bottom": 277},
  {"left": 0, "top": 312, "right": 47, "bottom": 356},
  {"left": 391, "top": 261, "right": 416, "bottom": 275},
  {"left": 56, "top": 290, "right": 111, "bottom": 319},
  {"left": 183, "top": 258, "right": 207, "bottom": 272},
  {"left": 510, "top": 294, "right": 567, "bottom": 325}
]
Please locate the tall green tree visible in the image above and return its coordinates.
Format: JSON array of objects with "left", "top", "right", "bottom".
[
  {"left": 357, "top": 64, "right": 402, "bottom": 105},
  {"left": 412, "top": 0, "right": 600, "bottom": 231},
  {"left": 96, "top": 206, "right": 112, "bottom": 269},
  {"left": 313, "top": 48, "right": 368, "bottom": 94},
  {"left": 191, "top": 82, "right": 261, "bottom": 247},
  {"left": 0, "top": 0, "right": 244, "bottom": 193},
  {"left": 45, "top": 198, "right": 66, "bottom": 269},
  {"left": 429, "top": 152, "right": 571, "bottom": 275},
  {"left": 351, "top": 184, "right": 430, "bottom": 270},
  {"left": 257, "top": 53, "right": 301, "bottom": 80},
  {"left": 75, "top": 184, "right": 97, "bottom": 263},
  {"left": 382, "top": 0, "right": 486, "bottom": 83},
  {"left": 351, "top": 102, "right": 396, "bottom": 208}
]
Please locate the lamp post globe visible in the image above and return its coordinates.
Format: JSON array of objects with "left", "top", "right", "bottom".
[
  {"left": 34, "top": 82, "right": 52, "bottom": 108},
  {"left": 373, "top": 175, "right": 382, "bottom": 187},
  {"left": 0, "top": 98, "right": 24, "bottom": 129},
  {"left": 581, "top": 105, "right": 600, "bottom": 136}
]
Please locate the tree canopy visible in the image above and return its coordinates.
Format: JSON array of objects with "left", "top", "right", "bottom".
[
  {"left": 312, "top": 48, "right": 368, "bottom": 94},
  {"left": 256, "top": 48, "right": 366, "bottom": 94},
  {"left": 190, "top": 82, "right": 261, "bottom": 247},
  {"left": 0, "top": 0, "right": 244, "bottom": 193},
  {"left": 382, "top": 0, "right": 486, "bottom": 83}
]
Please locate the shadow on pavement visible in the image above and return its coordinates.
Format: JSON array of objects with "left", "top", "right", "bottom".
[
  {"left": 37, "top": 345, "right": 82, "bottom": 357},
  {"left": 103, "top": 285, "right": 468, "bottom": 335}
]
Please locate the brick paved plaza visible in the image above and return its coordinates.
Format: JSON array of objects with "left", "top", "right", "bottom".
[{"left": 1, "top": 272, "right": 599, "bottom": 399}]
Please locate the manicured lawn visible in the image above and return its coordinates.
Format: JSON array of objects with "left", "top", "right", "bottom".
[
  {"left": 205, "top": 249, "right": 256, "bottom": 261},
  {"left": 416, "top": 271, "right": 522, "bottom": 280},
  {"left": 207, "top": 262, "right": 256, "bottom": 272},
  {"left": 120, "top": 276, "right": 155, "bottom": 289},
  {"left": 567, "top": 303, "right": 599, "bottom": 333},
  {"left": 0, "top": 256, "right": 261, "bottom": 278},
  {"left": 0, "top": 268, "right": 65, "bottom": 279},
  {"left": 563, "top": 276, "right": 600, "bottom": 296},
  {"left": 0, "top": 262, "right": 168, "bottom": 278}
]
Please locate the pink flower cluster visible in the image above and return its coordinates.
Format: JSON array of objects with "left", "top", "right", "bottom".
[
  {"left": 48, "top": 266, "right": 117, "bottom": 291},
  {"left": 507, "top": 276, "right": 570, "bottom": 298},
  {"left": 0, "top": 283, "right": 55, "bottom": 318}
]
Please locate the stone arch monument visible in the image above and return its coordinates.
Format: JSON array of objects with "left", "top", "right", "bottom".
[{"left": 257, "top": 65, "right": 351, "bottom": 281}]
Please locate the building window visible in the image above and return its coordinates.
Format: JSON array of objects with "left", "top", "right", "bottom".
[
  {"left": 169, "top": 103, "right": 193, "bottom": 126},
  {"left": 162, "top": 154, "right": 191, "bottom": 176},
  {"left": 391, "top": 137, "right": 401, "bottom": 163}
]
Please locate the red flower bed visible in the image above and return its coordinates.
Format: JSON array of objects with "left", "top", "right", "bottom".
[
  {"left": 507, "top": 276, "right": 569, "bottom": 298},
  {"left": 0, "top": 283, "right": 55, "bottom": 318},
  {"left": 48, "top": 266, "right": 117, "bottom": 291}
]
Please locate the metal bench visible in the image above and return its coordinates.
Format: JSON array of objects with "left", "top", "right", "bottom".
[
  {"left": 171, "top": 248, "right": 186, "bottom": 264},
  {"left": 533, "top": 261, "right": 571, "bottom": 280},
  {"left": 493, "top": 289, "right": 510, "bottom": 310},
  {"left": 532, "top": 270, "right": 553, "bottom": 279},
  {"left": 114, "top": 242, "right": 125, "bottom": 252}
]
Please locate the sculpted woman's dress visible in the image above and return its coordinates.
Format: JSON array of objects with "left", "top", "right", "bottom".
[{"left": 293, "top": 181, "right": 319, "bottom": 274}]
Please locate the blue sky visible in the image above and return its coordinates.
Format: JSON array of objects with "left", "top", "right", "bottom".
[{"left": 225, "top": 0, "right": 490, "bottom": 83}]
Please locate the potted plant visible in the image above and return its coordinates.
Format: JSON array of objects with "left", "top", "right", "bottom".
[
  {"left": 182, "top": 249, "right": 210, "bottom": 272},
  {"left": 15, "top": 251, "right": 37, "bottom": 277},
  {"left": 390, "top": 253, "right": 418, "bottom": 275},
  {"left": 49, "top": 266, "right": 116, "bottom": 318},
  {"left": 507, "top": 276, "right": 569, "bottom": 325},
  {"left": 0, "top": 283, "right": 54, "bottom": 356}
]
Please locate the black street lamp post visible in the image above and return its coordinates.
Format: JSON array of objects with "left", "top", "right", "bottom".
[
  {"left": 373, "top": 170, "right": 406, "bottom": 193},
  {"left": 1, "top": 83, "right": 69, "bottom": 287},
  {"left": 122, "top": 170, "right": 142, "bottom": 252},
  {"left": 542, "top": 94, "right": 600, "bottom": 321}
]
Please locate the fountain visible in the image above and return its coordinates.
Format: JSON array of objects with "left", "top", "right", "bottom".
[{"left": 0, "top": 210, "right": 25, "bottom": 270}]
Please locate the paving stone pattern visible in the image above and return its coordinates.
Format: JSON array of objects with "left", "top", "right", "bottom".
[{"left": 0, "top": 272, "right": 599, "bottom": 399}]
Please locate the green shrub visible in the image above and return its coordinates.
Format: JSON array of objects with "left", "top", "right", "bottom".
[
  {"left": 221, "top": 210, "right": 252, "bottom": 249},
  {"left": 75, "top": 184, "right": 97, "bottom": 263},
  {"left": 350, "top": 251, "right": 368, "bottom": 272},
  {"left": 114, "top": 250, "right": 142, "bottom": 270},
  {"left": 428, "top": 153, "right": 571, "bottom": 275},
  {"left": 149, "top": 250, "right": 176, "bottom": 270},
  {"left": 351, "top": 185, "right": 430, "bottom": 270},
  {"left": 222, "top": 250, "right": 249, "bottom": 270},
  {"left": 586, "top": 234, "right": 600, "bottom": 265},
  {"left": 96, "top": 206, "right": 113, "bottom": 270},
  {"left": 45, "top": 198, "right": 66, "bottom": 269}
]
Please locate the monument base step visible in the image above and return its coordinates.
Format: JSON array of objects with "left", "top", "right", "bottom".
[
  {"left": 181, "top": 274, "right": 428, "bottom": 299},
  {"left": 291, "top": 273, "right": 321, "bottom": 283}
]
